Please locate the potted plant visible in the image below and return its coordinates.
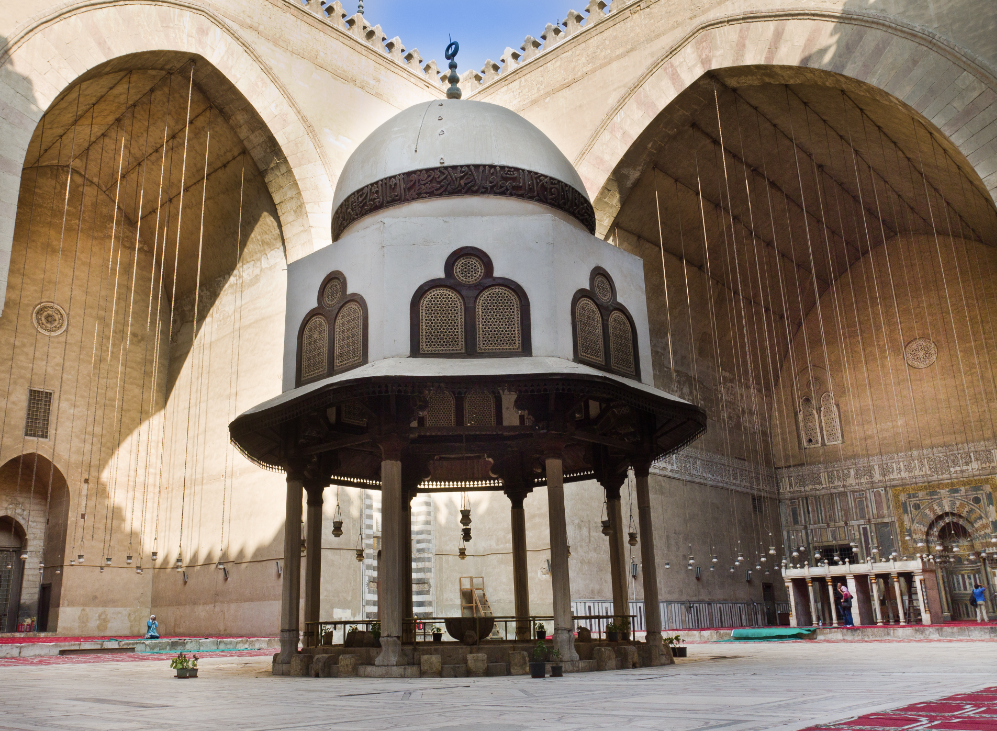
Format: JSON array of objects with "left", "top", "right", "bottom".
[
  {"left": 534, "top": 621, "right": 546, "bottom": 641},
  {"left": 170, "top": 652, "right": 199, "bottom": 678},
  {"left": 664, "top": 634, "right": 686, "bottom": 658},
  {"left": 370, "top": 621, "right": 382, "bottom": 647},
  {"left": 431, "top": 625, "right": 443, "bottom": 643},
  {"left": 529, "top": 641, "right": 547, "bottom": 678},
  {"left": 619, "top": 617, "right": 631, "bottom": 642},
  {"left": 549, "top": 647, "right": 563, "bottom": 677},
  {"left": 606, "top": 621, "right": 620, "bottom": 642}
]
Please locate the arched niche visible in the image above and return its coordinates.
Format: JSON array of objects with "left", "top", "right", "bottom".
[{"left": 0, "top": 454, "right": 69, "bottom": 632}]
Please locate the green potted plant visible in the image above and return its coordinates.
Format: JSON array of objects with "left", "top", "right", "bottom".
[
  {"left": 529, "top": 641, "right": 547, "bottom": 678},
  {"left": 619, "top": 617, "right": 631, "bottom": 642},
  {"left": 170, "top": 652, "right": 198, "bottom": 678},
  {"left": 370, "top": 621, "right": 382, "bottom": 647},
  {"left": 534, "top": 621, "right": 546, "bottom": 641},
  {"left": 549, "top": 647, "right": 563, "bottom": 677},
  {"left": 431, "top": 625, "right": 443, "bottom": 643},
  {"left": 605, "top": 621, "right": 620, "bottom": 642},
  {"left": 663, "top": 634, "right": 686, "bottom": 658}
]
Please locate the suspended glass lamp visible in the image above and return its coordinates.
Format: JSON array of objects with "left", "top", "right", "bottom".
[
  {"left": 20, "top": 552, "right": 27, "bottom": 561},
  {"left": 332, "top": 489, "right": 344, "bottom": 538},
  {"left": 664, "top": 561, "right": 671, "bottom": 569},
  {"left": 38, "top": 562, "right": 44, "bottom": 574},
  {"left": 151, "top": 551, "right": 158, "bottom": 561},
  {"left": 216, "top": 560, "right": 225, "bottom": 570},
  {"left": 126, "top": 555, "right": 133, "bottom": 564},
  {"left": 175, "top": 554, "right": 183, "bottom": 571},
  {"left": 355, "top": 529, "right": 364, "bottom": 562},
  {"left": 600, "top": 499, "right": 611, "bottom": 536},
  {"left": 458, "top": 534, "right": 467, "bottom": 560},
  {"left": 628, "top": 531, "right": 638, "bottom": 547},
  {"left": 77, "top": 553, "right": 84, "bottom": 563},
  {"left": 105, "top": 557, "right": 112, "bottom": 566}
]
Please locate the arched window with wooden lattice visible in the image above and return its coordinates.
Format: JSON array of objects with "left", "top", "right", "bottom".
[
  {"left": 296, "top": 272, "right": 368, "bottom": 386},
  {"left": 476, "top": 286, "right": 521, "bottom": 353},
  {"left": 334, "top": 301, "right": 363, "bottom": 371},
  {"left": 464, "top": 390, "right": 497, "bottom": 426},
  {"left": 411, "top": 248, "right": 531, "bottom": 358},
  {"left": 571, "top": 268, "right": 640, "bottom": 380},
  {"left": 799, "top": 396, "right": 821, "bottom": 449},
  {"left": 575, "top": 298, "right": 604, "bottom": 365},
  {"left": 820, "top": 391, "right": 843, "bottom": 445},
  {"left": 425, "top": 389, "right": 456, "bottom": 427},
  {"left": 301, "top": 315, "right": 329, "bottom": 381},
  {"left": 420, "top": 287, "right": 465, "bottom": 354},
  {"left": 608, "top": 311, "right": 635, "bottom": 376}
]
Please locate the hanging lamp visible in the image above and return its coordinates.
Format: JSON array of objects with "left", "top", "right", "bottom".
[
  {"left": 458, "top": 535, "right": 467, "bottom": 560},
  {"left": 332, "top": 488, "right": 344, "bottom": 538},
  {"left": 600, "top": 499, "right": 611, "bottom": 536},
  {"left": 355, "top": 529, "right": 364, "bottom": 562},
  {"left": 460, "top": 493, "right": 472, "bottom": 542}
]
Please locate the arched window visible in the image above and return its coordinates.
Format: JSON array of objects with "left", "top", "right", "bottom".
[
  {"left": 819, "top": 391, "right": 843, "bottom": 445},
  {"left": 464, "top": 390, "right": 497, "bottom": 426},
  {"left": 575, "top": 298, "right": 604, "bottom": 365},
  {"left": 334, "top": 301, "right": 364, "bottom": 371},
  {"left": 425, "top": 390, "right": 456, "bottom": 427},
  {"left": 296, "top": 272, "right": 368, "bottom": 386},
  {"left": 608, "top": 311, "right": 635, "bottom": 376},
  {"left": 799, "top": 396, "right": 821, "bottom": 449},
  {"left": 411, "top": 248, "right": 530, "bottom": 357},
  {"left": 476, "top": 286, "right": 521, "bottom": 352},
  {"left": 571, "top": 268, "right": 640, "bottom": 380},
  {"left": 420, "top": 288, "right": 465, "bottom": 354},
  {"left": 301, "top": 316, "right": 329, "bottom": 381}
]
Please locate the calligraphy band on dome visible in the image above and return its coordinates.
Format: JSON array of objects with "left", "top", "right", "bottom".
[{"left": 331, "top": 164, "right": 597, "bottom": 240}]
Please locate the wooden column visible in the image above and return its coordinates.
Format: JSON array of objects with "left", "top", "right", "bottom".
[
  {"left": 375, "top": 438, "right": 405, "bottom": 666},
  {"left": 545, "top": 453, "right": 578, "bottom": 661},
  {"left": 509, "top": 491, "right": 531, "bottom": 641},
  {"left": 871, "top": 575, "right": 883, "bottom": 625},
  {"left": 279, "top": 473, "right": 303, "bottom": 663},
  {"left": 303, "top": 483, "right": 324, "bottom": 647},
  {"left": 634, "top": 462, "right": 664, "bottom": 662},
  {"left": 892, "top": 573, "right": 906, "bottom": 624},
  {"left": 605, "top": 481, "right": 629, "bottom": 629},
  {"left": 825, "top": 578, "right": 838, "bottom": 627},
  {"left": 806, "top": 579, "right": 817, "bottom": 626}
]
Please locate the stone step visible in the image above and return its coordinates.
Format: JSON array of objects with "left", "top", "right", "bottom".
[{"left": 442, "top": 664, "right": 468, "bottom": 678}]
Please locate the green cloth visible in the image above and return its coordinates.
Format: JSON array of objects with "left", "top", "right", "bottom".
[{"left": 728, "top": 627, "right": 816, "bottom": 641}]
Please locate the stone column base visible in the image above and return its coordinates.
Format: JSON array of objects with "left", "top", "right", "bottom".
[
  {"left": 554, "top": 627, "right": 579, "bottom": 662},
  {"left": 374, "top": 636, "right": 402, "bottom": 666}
]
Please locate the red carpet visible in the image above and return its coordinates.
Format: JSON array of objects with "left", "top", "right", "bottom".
[{"left": 803, "top": 688, "right": 997, "bottom": 730}]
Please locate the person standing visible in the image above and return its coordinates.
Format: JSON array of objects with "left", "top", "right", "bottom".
[
  {"left": 972, "top": 584, "right": 989, "bottom": 622},
  {"left": 837, "top": 583, "right": 855, "bottom": 627}
]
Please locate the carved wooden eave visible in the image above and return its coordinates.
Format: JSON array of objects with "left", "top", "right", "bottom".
[{"left": 229, "top": 357, "right": 705, "bottom": 488}]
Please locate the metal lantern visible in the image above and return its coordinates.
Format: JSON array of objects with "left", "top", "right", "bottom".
[
  {"left": 458, "top": 545, "right": 467, "bottom": 560},
  {"left": 78, "top": 553, "right": 84, "bottom": 563},
  {"left": 332, "top": 490, "right": 344, "bottom": 538},
  {"left": 768, "top": 546, "right": 776, "bottom": 555},
  {"left": 355, "top": 547, "right": 364, "bottom": 562},
  {"left": 601, "top": 519, "right": 612, "bottom": 537},
  {"left": 628, "top": 531, "right": 638, "bottom": 547},
  {"left": 151, "top": 551, "right": 158, "bottom": 561},
  {"left": 461, "top": 526, "right": 472, "bottom": 543},
  {"left": 105, "top": 557, "right": 112, "bottom": 566},
  {"left": 664, "top": 561, "right": 671, "bottom": 569},
  {"left": 126, "top": 555, "right": 133, "bottom": 564}
]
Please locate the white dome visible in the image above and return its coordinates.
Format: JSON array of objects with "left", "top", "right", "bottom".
[{"left": 332, "top": 100, "right": 593, "bottom": 238}]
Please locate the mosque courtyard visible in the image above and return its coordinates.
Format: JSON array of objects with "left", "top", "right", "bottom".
[{"left": 1, "top": 640, "right": 994, "bottom": 730}]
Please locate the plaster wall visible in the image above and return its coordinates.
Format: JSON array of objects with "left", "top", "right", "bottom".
[{"left": 283, "top": 197, "right": 654, "bottom": 386}]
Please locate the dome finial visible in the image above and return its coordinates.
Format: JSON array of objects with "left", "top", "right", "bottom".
[
  {"left": 357, "top": 0, "right": 363, "bottom": 15},
  {"left": 445, "top": 40, "right": 461, "bottom": 100}
]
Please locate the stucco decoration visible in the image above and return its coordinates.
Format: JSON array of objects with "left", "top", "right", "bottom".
[
  {"left": 332, "top": 164, "right": 596, "bottom": 239},
  {"left": 891, "top": 476, "right": 997, "bottom": 556},
  {"left": 905, "top": 338, "right": 938, "bottom": 369},
  {"left": 31, "top": 303, "right": 67, "bottom": 336}
]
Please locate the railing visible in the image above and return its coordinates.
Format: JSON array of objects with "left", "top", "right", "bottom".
[
  {"left": 572, "top": 600, "right": 792, "bottom": 631},
  {"left": 306, "top": 613, "right": 638, "bottom": 647}
]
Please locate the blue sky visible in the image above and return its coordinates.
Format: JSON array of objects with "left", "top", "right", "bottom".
[{"left": 349, "top": 0, "right": 592, "bottom": 73}]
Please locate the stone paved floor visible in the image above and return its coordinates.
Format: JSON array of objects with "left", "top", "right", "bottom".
[{"left": 0, "top": 641, "right": 994, "bottom": 730}]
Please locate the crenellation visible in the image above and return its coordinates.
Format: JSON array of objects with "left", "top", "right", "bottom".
[
  {"left": 403, "top": 48, "right": 423, "bottom": 71},
  {"left": 368, "top": 24, "right": 388, "bottom": 52},
  {"left": 584, "top": 0, "right": 609, "bottom": 22},
  {"left": 520, "top": 36, "right": 542, "bottom": 62},
  {"left": 422, "top": 60, "right": 444, "bottom": 86},
  {"left": 541, "top": 23, "right": 563, "bottom": 51},
  {"left": 459, "top": 69, "right": 483, "bottom": 88},
  {"left": 480, "top": 60, "right": 501, "bottom": 85},
  {"left": 385, "top": 37, "right": 405, "bottom": 63},
  {"left": 322, "top": 0, "right": 347, "bottom": 29},
  {"left": 561, "top": 10, "right": 585, "bottom": 38},
  {"left": 499, "top": 48, "right": 521, "bottom": 74}
]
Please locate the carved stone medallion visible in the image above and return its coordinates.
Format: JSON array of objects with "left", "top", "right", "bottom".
[
  {"left": 32, "top": 302, "right": 68, "bottom": 336},
  {"left": 904, "top": 337, "right": 937, "bottom": 369}
]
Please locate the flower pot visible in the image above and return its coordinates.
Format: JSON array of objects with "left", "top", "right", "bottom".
[
  {"left": 432, "top": 633, "right": 442, "bottom": 643},
  {"left": 550, "top": 664, "right": 563, "bottom": 678},
  {"left": 607, "top": 631, "right": 619, "bottom": 642},
  {"left": 176, "top": 668, "right": 190, "bottom": 679},
  {"left": 189, "top": 668, "right": 198, "bottom": 678},
  {"left": 621, "top": 631, "right": 630, "bottom": 642},
  {"left": 535, "top": 630, "right": 546, "bottom": 640},
  {"left": 671, "top": 646, "right": 687, "bottom": 658},
  {"left": 529, "top": 661, "right": 546, "bottom": 678}
]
